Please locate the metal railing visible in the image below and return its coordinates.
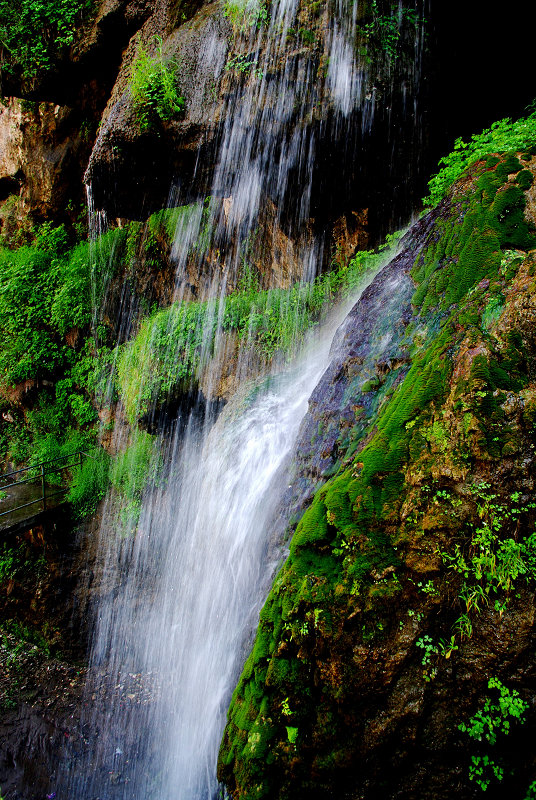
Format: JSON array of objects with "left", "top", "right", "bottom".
[{"left": 0, "top": 450, "right": 88, "bottom": 520}]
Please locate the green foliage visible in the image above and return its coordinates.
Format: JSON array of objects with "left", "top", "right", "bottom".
[
  {"left": 0, "top": 540, "right": 46, "bottom": 584},
  {"left": 416, "top": 634, "right": 439, "bottom": 681},
  {"left": 0, "top": 224, "right": 125, "bottom": 385},
  {"left": 117, "top": 230, "right": 403, "bottom": 421},
  {"left": 1, "top": 617, "right": 53, "bottom": 659},
  {"left": 222, "top": 0, "right": 268, "bottom": 32},
  {"left": 0, "top": 543, "right": 17, "bottom": 582},
  {"left": 424, "top": 112, "right": 536, "bottom": 207},
  {"left": 0, "top": 222, "right": 130, "bottom": 510},
  {"left": 66, "top": 447, "right": 110, "bottom": 518},
  {"left": 110, "top": 428, "right": 161, "bottom": 503},
  {"left": 414, "top": 154, "right": 535, "bottom": 317},
  {"left": 0, "top": 0, "right": 94, "bottom": 85},
  {"left": 459, "top": 678, "right": 528, "bottom": 792},
  {"left": 226, "top": 54, "right": 263, "bottom": 79},
  {"left": 362, "top": 1, "right": 420, "bottom": 57},
  {"left": 424, "top": 484, "right": 536, "bottom": 682},
  {"left": 285, "top": 726, "right": 298, "bottom": 744},
  {"left": 67, "top": 429, "right": 160, "bottom": 522},
  {"left": 130, "top": 36, "right": 185, "bottom": 131},
  {"left": 440, "top": 485, "right": 536, "bottom": 638},
  {"left": 460, "top": 677, "right": 527, "bottom": 746}
]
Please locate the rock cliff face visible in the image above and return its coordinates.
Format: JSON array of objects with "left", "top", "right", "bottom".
[
  {"left": 218, "top": 153, "right": 536, "bottom": 799},
  {"left": 0, "top": 0, "right": 533, "bottom": 245},
  {"left": 0, "top": 99, "right": 95, "bottom": 239}
]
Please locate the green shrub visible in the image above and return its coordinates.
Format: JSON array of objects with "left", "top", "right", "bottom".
[
  {"left": 0, "top": 224, "right": 125, "bottom": 386},
  {"left": 110, "top": 429, "right": 162, "bottom": 503},
  {"left": 130, "top": 36, "right": 185, "bottom": 131},
  {"left": 0, "top": 0, "right": 94, "bottom": 85},
  {"left": 424, "top": 112, "right": 536, "bottom": 207},
  {"left": 362, "top": 1, "right": 420, "bottom": 58},
  {"left": 0, "top": 222, "right": 128, "bottom": 488},
  {"left": 222, "top": 0, "right": 268, "bottom": 32},
  {"left": 67, "top": 448, "right": 111, "bottom": 518}
]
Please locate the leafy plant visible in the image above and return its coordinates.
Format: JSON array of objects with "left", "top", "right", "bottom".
[
  {"left": 0, "top": 0, "right": 94, "bottom": 86},
  {"left": 442, "top": 485, "right": 536, "bottom": 600},
  {"left": 362, "top": 1, "right": 419, "bottom": 58},
  {"left": 222, "top": 0, "right": 268, "bottom": 32},
  {"left": 66, "top": 447, "right": 110, "bottom": 518},
  {"left": 435, "top": 485, "right": 536, "bottom": 654},
  {"left": 226, "top": 54, "right": 263, "bottom": 79},
  {"left": 130, "top": 36, "right": 185, "bottom": 131},
  {"left": 110, "top": 428, "right": 161, "bottom": 503},
  {"left": 416, "top": 634, "right": 438, "bottom": 681},
  {"left": 285, "top": 726, "right": 298, "bottom": 744},
  {"left": 0, "top": 543, "right": 17, "bottom": 582},
  {"left": 0, "top": 223, "right": 124, "bottom": 385},
  {"left": 0, "top": 222, "right": 129, "bottom": 502},
  {"left": 424, "top": 112, "right": 536, "bottom": 207},
  {"left": 460, "top": 677, "right": 527, "bottom": 745},
  {"left": 459, "top": 677, "right": 528, "bottom": 792}
]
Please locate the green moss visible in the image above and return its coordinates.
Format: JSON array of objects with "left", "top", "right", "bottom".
[
  {"left": 481, "top": 295, "right": 504, "bottom": 331},
  {"left": 515, "top": 169, "right": 534, "bottom": 190},
  {"left": 415, "top": 155, "right": 535, "bottom": 319},
  {"left": 361, "top": 377, "right": 381, "bottom": 392},
  {"left": 495, "top": 153, "right": 522, "bottom": 180},
  {"left": 219, "top": 270, "right": 455, "bottom": 792},
  {"left": 476, "top": 171, "right": 502, "bottom": 207},
  {"left": 485, "top": 155, "right": 500, "bottom": 170}
]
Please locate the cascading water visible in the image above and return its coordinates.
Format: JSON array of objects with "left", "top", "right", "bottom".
[{"left": 57, "top": 0, "right": 425, "bottom": 796}]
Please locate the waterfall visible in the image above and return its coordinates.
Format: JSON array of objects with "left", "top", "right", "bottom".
[{"left": 57, "top": 1, "right": 425, "bottom": 796}]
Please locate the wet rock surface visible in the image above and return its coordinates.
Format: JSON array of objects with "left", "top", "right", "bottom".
[
  {"left": 0, "top": 638, "right": 87, "bottom": 800},
  {"left": 281, "top": 210, "right": 440, "bottom": 530}
]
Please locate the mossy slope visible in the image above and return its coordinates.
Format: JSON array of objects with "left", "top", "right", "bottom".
[{"left": 218, "top": 153, "right": 536, "bottom": 799}]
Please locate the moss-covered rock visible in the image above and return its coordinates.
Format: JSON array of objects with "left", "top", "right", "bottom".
[{"left": 218, "top": 154, "right": 536, "bottom": 800}]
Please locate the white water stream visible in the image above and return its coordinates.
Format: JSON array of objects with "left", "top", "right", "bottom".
[
  {"left": 59, "top": 1, "right": 425, "bottom": 796},
  {"left": 62, "top": 293, "right": 366, "bottom": 800}
]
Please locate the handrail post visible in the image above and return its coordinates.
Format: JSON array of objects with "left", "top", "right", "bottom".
[{"left": 41, "top": 464, "right": 46, "bottom": 511}]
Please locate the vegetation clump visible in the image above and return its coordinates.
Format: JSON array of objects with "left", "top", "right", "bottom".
[
  {"left": 362, "top": 0, "right": 420, "bottom": 58},
  {"left": 0, "top": 223, "right": 129, "bottom": 475},
  {"left": 459, "top": 678, "right": 529, "bottom": 792},
  {"left": 0, "top": 0, "right": 94, "bottom": 86},
  {"left": 424, "top": 111, "right": 536, "bottom": 207},
  {"left": 222, "top": 0, "right": 268, "bottom": 32},
  {"left": 130, "top": 36, "right": 185, "bottom": 131}
]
